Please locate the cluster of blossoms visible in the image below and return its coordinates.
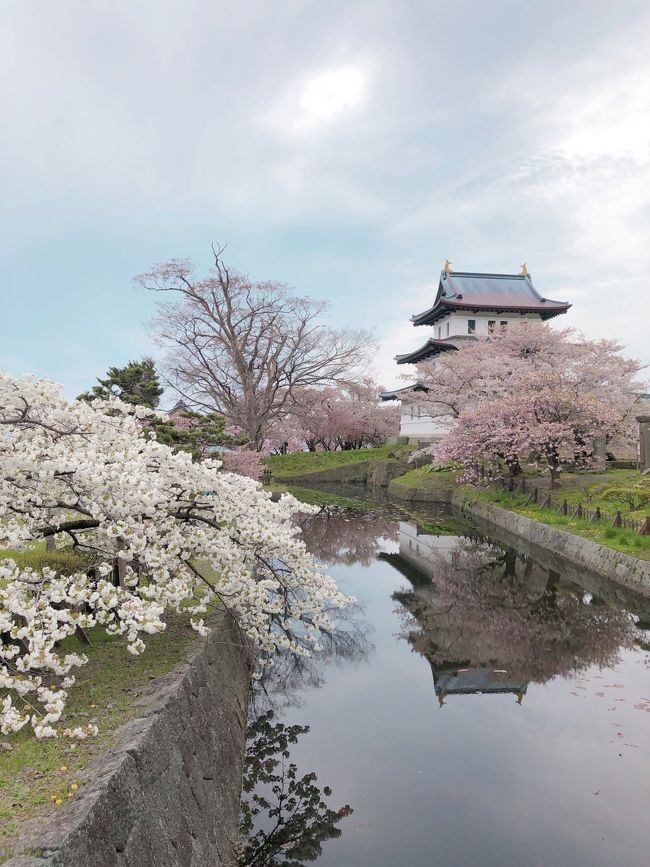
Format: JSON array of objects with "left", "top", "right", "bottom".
[
  {"left": 435, "top": 373, "right": 624, "bottom": 485},
  {"left": 219, "top": 448, "right": 266, "bottom": 480},
  {"left": 404, "top": 322, "right": 645, "bottom": 485},
  {"left": 274, "top": 382, "right": 400, "bottom": 453},
  {"left": 0, "top": 373, "right": 351, "bottom": 738}
]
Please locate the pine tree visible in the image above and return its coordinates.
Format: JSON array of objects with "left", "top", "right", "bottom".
[{"left": 78, "top": 358, "right": 164, "bottom": 409}]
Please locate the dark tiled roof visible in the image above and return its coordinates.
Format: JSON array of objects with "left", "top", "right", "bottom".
[
  {"left": 395, "top": 336, "right": 469, "bottom": 365},
  {"left": 411, "top": 270, "right": 571, "bottom": 326},
  {"left": 380, "top": 382, "right": 430, "bottom": 400}
]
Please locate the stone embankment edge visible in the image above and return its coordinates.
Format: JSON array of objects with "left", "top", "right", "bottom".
[
  {"left": 6, "top": 612, "right": 251, "bottom": 867},
  {"left": 453, "top": 493, "right": 650, "bottom": 597}
]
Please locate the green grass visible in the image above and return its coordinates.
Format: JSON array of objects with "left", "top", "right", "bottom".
[
  {"left": 388, "top": 466, "right": 650, "bottom": 559},
  {"left": 0, "top": 618, "right": 199, "bottom": 858},
  {"left": 468, "top": 469, "right": 649, "bottom": 516},
  {"left": 464, "top": 482, "right": 650, "bottom": 560},
  {"left": 389, "top": 465, "right": 457, "bottom": 492},
  {"left": 0, "top": 547, "right": 95, "bottom": 572},
  {"left": 264, "top": 483, "right": 380, "bottom": 510},
  {"left": 265, "top": 445, "right": 414, "bottom": 478},
  {"left": 539, "top": 469, "right": 648, "bottom": 511},
  {"left": 0, "top": 546, "right": 203, "bottom": 858},
  {"left": 0, "top": 548, "right": 98, "bottom": 592}
]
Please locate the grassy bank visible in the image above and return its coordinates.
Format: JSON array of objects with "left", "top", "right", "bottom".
[
  {"left": 388, "top": 465, "right": 457, "bottom": 494},
  {"left": 465, "top": 486, "right": 650, "bottom": 560},
  {"left": 392, "top": 466, "right": 650, "bottom": 560},
  {"left": 0, "top": 546, "right": 202, "bottom": 857},
  {"left": 0, "top": 618, "right": 198, "bottom": 857},
  {"left": 264, "top": 483, "right": 380, "bottom": 510},
  {"left": 265, "top": 445, "right": 413, "bottom": 478}
]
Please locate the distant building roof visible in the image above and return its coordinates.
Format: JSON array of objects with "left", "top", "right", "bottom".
[
  {"left": 411, "top": 270, "right": 571, "bottom": 327},
  {"left": 395, "top": 336, "right": 473, "bottom": 366},
  {"left": 380, "top": 382, "right": 430, "bottom": 401}
]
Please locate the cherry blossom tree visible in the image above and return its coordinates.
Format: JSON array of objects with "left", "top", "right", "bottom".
[
  {"left": 404, "top": 322, "right": 645, "bottom": 484},
  {"left": 0, "top": 373, "right": 351, "bottom": 739},
  {"left": 410, "top": 322, "right": 644, "bottom": 434},
  {"left": 289, "top": 381, "right": 399, "bottom": 451},
  {"left": 140, "top": 246, "right": 374, "bottom": 449},
  {"left": 436, "top": 375, "right": 624, "bottom": 485},
  {"left": 220, "top": 447, "right": 266, "bottom": 480}
]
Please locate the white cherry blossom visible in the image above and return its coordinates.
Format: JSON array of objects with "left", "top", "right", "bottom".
[{"left": 0, "top": 373, "right": 351, "bottom": 738}]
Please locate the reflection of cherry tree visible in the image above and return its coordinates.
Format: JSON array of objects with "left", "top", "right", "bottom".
[
  {"left": 238, "top": 711, "right": 352, "bottom": 867},
  {"left": 396, "top": 538, "right": 638, "bottom": 684},
  {"left": 251, "top": 603, "right": 373, "bottom": 718},
  {"left": 296, "top": 507, "right": 398, "bottom": 566}
]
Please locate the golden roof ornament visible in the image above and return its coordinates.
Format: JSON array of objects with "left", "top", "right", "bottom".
[
  {"left": 443, "top": 258, "right": 453, "bottom": 273},
  {"left": 519, "top": 262, "right": 529, "bottom": 277}
]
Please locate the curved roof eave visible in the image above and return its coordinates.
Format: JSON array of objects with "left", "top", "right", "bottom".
[
  {"left": 412, "top": 299, "right": 572, "bottom": 326},
  {"left": 395, "top": 338, "right": 460, "bottom": 365},
  {"left": 380, "top": 382, "right": 430, "bottom": 401}
]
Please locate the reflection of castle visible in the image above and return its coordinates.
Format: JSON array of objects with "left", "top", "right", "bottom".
[
  {"left": 398, "top": 521, "right": 461, "bottom": 576},
  {"left": 432, "top": 665, "right": 528, "bottom": 706},
  {"left": 382, "top": 521, "right": 463, "bottom": 586},
  {"left": 387, "top": 520, "right": 530, "bottom": 705}
]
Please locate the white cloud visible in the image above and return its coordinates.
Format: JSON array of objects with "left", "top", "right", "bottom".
[
  {"left": 372, "top": 282, "right": 434, "bottom": 389},
  {"left": 2, "top": 0, "right": 650, "bottom": 392},
  {"left": 298, "top": 66, "right": 367, "bottom": 128}
]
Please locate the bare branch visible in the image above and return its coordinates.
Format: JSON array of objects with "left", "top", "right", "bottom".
[{"left": 142, "top": 248, "right": 376, "bottom": 447}]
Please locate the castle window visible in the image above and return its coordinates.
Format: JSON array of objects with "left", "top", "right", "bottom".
[
  {"left": 488, "top": 320, "right": 496, "bottom": 333},
  {"left": 467, "top": 319, "right": 476, "bottom": 335},
  {"left": 500, "top": 320, "right": 508, "bottom": 330},
  {"left": 446, "top": 322, "right": 450, "bottom": 337}
]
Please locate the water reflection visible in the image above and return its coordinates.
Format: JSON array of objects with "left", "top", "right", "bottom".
[
  {"left": 241, "top": 504, "right": 650, "bottom": 867},
  {"left": 250, "top": 603, "right": 373, "bottom": 717},
  {"left": 388, "top": 522, "right": 639, "bottom": 700},
  {"left": 295, "top": 507, "right": 398, "bottom": 565},
  {"left": 238, "top": 711, "right": 352, "bottom": 867}
]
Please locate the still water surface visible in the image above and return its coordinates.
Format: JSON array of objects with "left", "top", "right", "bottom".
[{"left": 240, "top": 505, "right": 650, "bottom": 867}]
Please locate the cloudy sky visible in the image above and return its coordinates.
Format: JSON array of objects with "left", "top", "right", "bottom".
[{"left": 2, "top": 0, "right": 649, "bottom": 397}]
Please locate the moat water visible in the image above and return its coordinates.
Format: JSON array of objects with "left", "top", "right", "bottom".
[{"left": 239, "top": 502, "right": 650, "bottom": 867}]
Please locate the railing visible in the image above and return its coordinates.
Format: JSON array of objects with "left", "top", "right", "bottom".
[{"left": 493, "top": 476, "right": 650, "bottom": 536}]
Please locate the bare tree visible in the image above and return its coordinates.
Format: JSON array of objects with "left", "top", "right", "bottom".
[{"left": 138, "top": 246, "right": 375, "bottom": 449}]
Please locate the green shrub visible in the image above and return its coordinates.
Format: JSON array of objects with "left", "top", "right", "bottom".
[
  {"left": 0, "top": 548, "right": 97, "bottom": 575},
  {"left": 602, "top": 479, "right": 650, "bottom": 512}
]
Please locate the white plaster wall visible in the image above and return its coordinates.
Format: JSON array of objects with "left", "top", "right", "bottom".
[
  {"left": 399, "top": 402, "right": 452, "bottom": 440},
  {"left": 440, "top": 311, "right": 542, "bottom": 338}
]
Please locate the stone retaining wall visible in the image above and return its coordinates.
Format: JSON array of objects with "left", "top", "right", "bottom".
[
  {"left": 453, "top": 493, "right": 650, "bottom": 597},
  {"left": 7, "top": 612, "right": 251, "bottom": 867}
]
